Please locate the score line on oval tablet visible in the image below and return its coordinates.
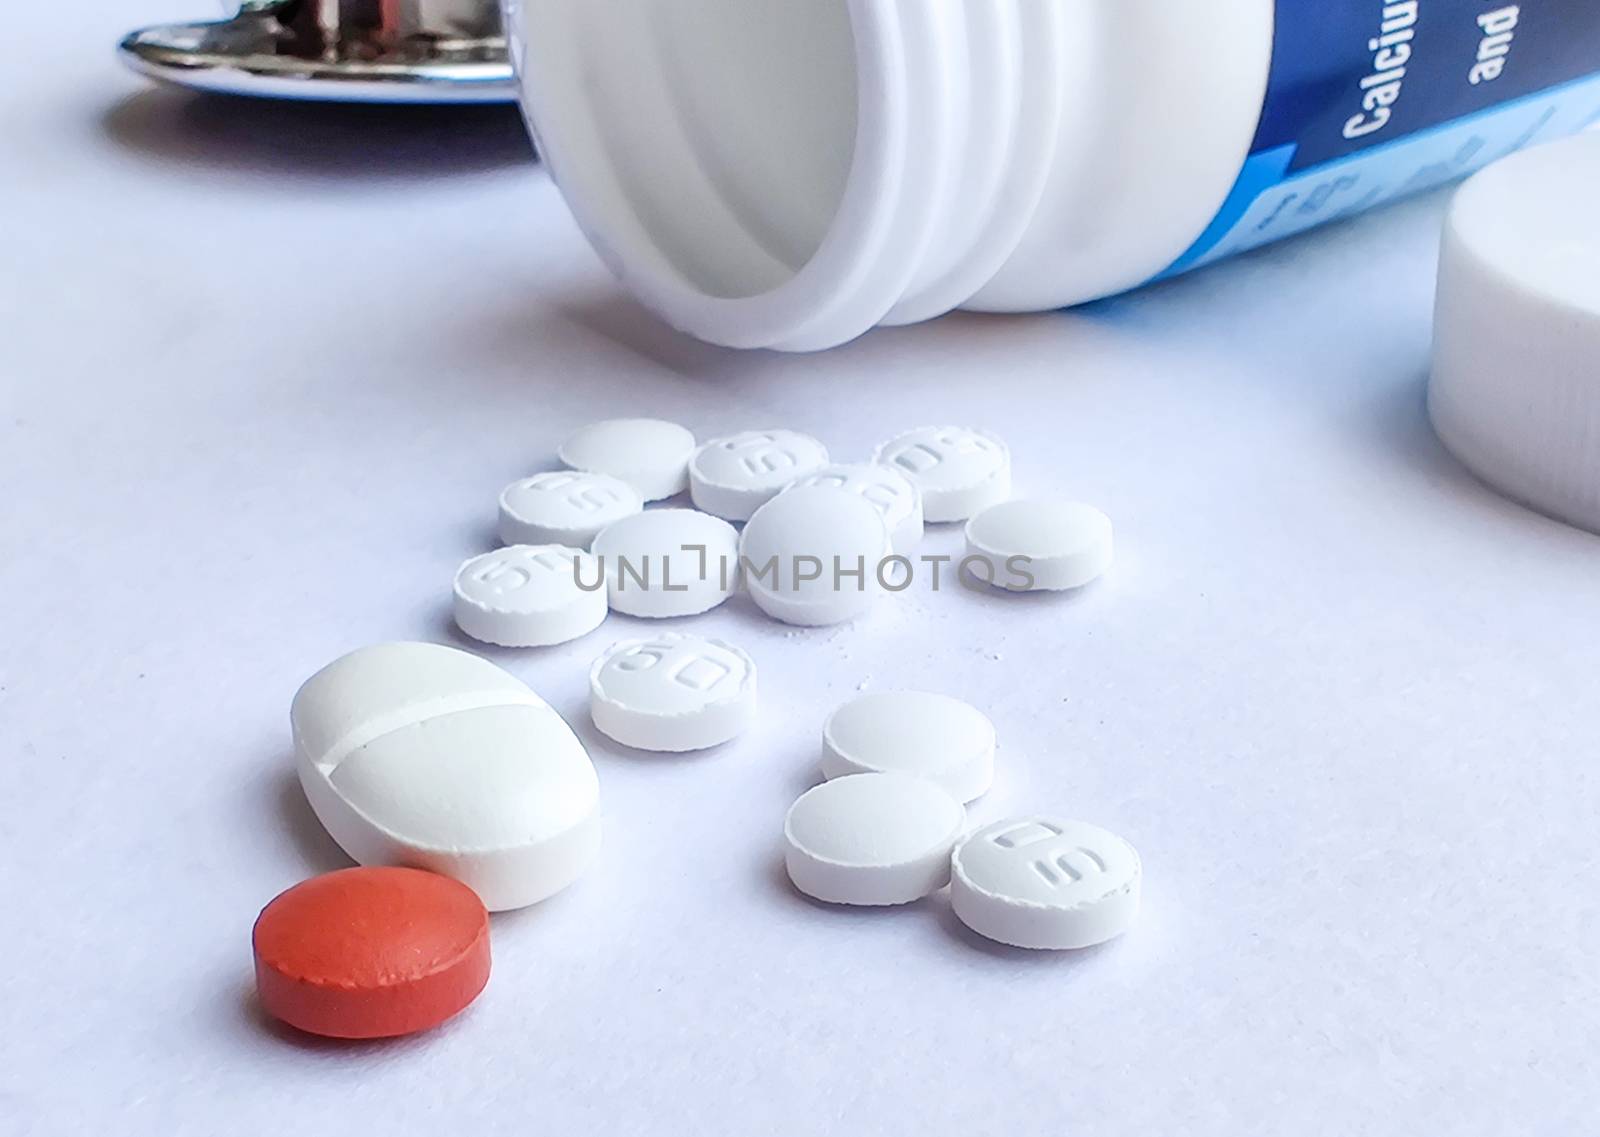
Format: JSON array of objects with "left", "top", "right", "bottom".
[
  {"left": 784, "top": 773, "right": 966, "bottom": 906},
  {"left": 253, "top": 866, "right": 491, "bottom": 1040},
  {"left": 589, "top": 632, "right": 756, "bottom": 751},
  {"left": 292, "top": 642, "right": 601, "bottom": 911},
  {"left": 951, "top": 817, "right": 1140, "bottom": 949},
  {"left": 453, "top": 545, "right": 608, "bottom": 648}
]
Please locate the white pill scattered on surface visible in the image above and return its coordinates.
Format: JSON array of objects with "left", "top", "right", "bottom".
[
  {"left": 951, "top": 818, "right": 1140, "bottom": 950},
  {"left": 689, "top": 429, "right": 830, "bottom": 521},
  {"left": 784, "top": 774, "right": 966, "bottom": 906},
  {"left": 964, "top": 499, "right": 1113, "bottom": 591},
  {"left": 874, "top": 426, "right": 1010, "bottom": 522},
  {"left": 591, "top": 509, "right": 739, "bottom": 618},
  {"left": 739, "top": 485, "right": 890, "bottom": 626},
  {"left": 589, "top": 633, "right": 756, "bottom": 752},
  {"left": 822, "top": 691, "right": 994, "bottom": 803},
  {"left": 558, "top": 418, "right": 696, "bottom": 501},
  {"left": 292, "top": 642, "right": 601, "bottom": 912},
  {"left": 498, "top": 470, "right": 643, "bottom": 548},
  {"left": 787, "top": 463, "right": 924, "bottom": 554},
  {"left": 453, "top": 545, "right": 607, "bottom": 648}
]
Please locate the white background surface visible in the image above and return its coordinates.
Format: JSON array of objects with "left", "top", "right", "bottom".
[{"left": 4, "top": 6, "right": 1599, "bottom": 1135}]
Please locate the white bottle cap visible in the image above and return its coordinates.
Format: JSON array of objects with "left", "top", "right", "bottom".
[{"left": 1430, "top": 132, "right": 1600, "bottom": 536}]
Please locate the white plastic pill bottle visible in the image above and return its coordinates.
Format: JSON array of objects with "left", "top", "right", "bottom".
[{"left": 506, "top": 1, "right": 1600, "bottom": 351}]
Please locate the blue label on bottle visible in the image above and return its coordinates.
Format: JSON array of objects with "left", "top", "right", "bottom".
[{"left": 1163, "top": 0, "right": 1600, "bottom": 277}]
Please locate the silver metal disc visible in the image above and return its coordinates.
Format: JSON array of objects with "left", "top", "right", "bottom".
[{"left": 119, "top": 3, "right": 517, "bottom": 105}]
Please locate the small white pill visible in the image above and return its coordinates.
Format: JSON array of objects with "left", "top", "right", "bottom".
[
  {"left": 453, "top": 545, "right": 607, "bottom": 648},
  {"left": 964, "top": 499, "right": 1113, "bottom": 591},
  {"left": 558, "top": 418, "right": 696, "bottom": 501},
  {"left": 784, "top": 774, "right": 966, "bottom": 906},
  {"left": 873, "top": 426, "right": 1010, "bottom": 522},
  {"left": 822, "top": 691, "right": 994, "bottom": 803},
  {"left": 589, "top": 633, "right": 756, "bottom": 752},
  {"left": 498, "top": 471, "right": 643, "bottom": 548},
  {"left": 591, "top": 509, "right": 738, "bottom": 618},
  {"left": 293, "top": 642, "right": 601, "bottom": 911},
  {"left": 787, "top": 463, "right": 924, "bottom": 554},
  {"left": 689, "top": 429, "right": 830, "bottom": 521},
  {"left": 951, "top": 818, "right": 1141, "bottom": 950},
  {"left": 739, "top": 485, "right": 890, "bottom": 626}
]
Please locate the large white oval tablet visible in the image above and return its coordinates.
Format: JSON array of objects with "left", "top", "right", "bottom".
[
  {"left": 873, "top": 426, "right": 1010, "bottom": 522},
  {"left": 822, "top": 691, "right": 994, "bottom": 803},
  {"left": 1430, "top": 132, "right": 1600, "bottom": 536},
  {"left": 292, "top": 642, "right": 601, "bottom": 912},
  {"left": 784, "top": 774, "right": 966, "bottom": 906},
  {"left": 739, "top": 485, "right": 890, "bottom": 626},
  {"left": 589, "top": 633, "right": 756, "bottom": 752},
  {"left": 498, "top": 470, "right": 644, "bottom": 548},
  {"left": 591, "top": 509, "right": 739, "bottom": 618},
  {"left": 558, "top": 418, "right": 696, "bottom": 501},
  {"left": 964, "top": 500, "right": 1113, "bottom": 591},
  {"left": 453, "top": 545, "right": 608, "bottom": 648},
  {"left": 689, "top": 429, "right": 830, "bottom": 521},
  {"left": 787, "top": 463, "right": 924, "bottom": 554},
  {"left": 951, "top": 818, "right": 1140, "bottom": 949}
]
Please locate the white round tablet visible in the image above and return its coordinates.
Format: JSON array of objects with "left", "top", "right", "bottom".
[
  {"left": 293, "top": 642, "right": 601, "bottom": 911},
  {"left": 689, "top": 429, "right": 830, "bottom": 521},
  {"left": 739, "top": 485, "right": 890, "bottom": 626},
  {"left": 873, "top": 426, "right": 1010, "bottom": 522},
  {"left": 784, "top": 774, "right": 966, "bottom": 906},
  {"left": 589, "top": 633, "right": 756, "bottom": 752},
  {"left": 1431, "top": 132, "right": 1600, "bottom": 536},
  {"left": 964, "top": 500, "right": 1113, "bottom": 591},
  {"left": 787, "top": 463, "right": 924, "bottom": 554},
  {"left": 498, "top": 470, "right": 644, "bottom": 548},
  {"left": 453, "top": 546, "right": 607, "bottom": 648},
  {"left": 558, "top": 418, "right": 696, "bottom": 501},
  {"left": 822, "top": 691, "right": 994, "bottom": 803},
  {"left": 591, "top": 508, "right": 738, "bottom": 618},
  {"left": 951, "top": 818, "right": 1141, "bottom": 950}
]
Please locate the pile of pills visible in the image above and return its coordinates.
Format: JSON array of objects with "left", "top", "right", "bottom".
[
  {"left": 786, "top": 692, "right": 1140, "bottom": 949},
  {"left": 251, "top": 417, "right": 1132, "bottom": 1040},
  {"left": 455, "top": 417, "right": 1114, "bottom": 650}
]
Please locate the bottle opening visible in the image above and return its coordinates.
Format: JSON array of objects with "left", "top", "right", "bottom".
[{"left": 517, "top": 0, "right": 860, "bottom": 304}]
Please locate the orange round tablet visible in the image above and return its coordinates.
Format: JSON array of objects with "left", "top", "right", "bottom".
[{"left": 252, "top": 867, "right": 491, "bottom": 1039}]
